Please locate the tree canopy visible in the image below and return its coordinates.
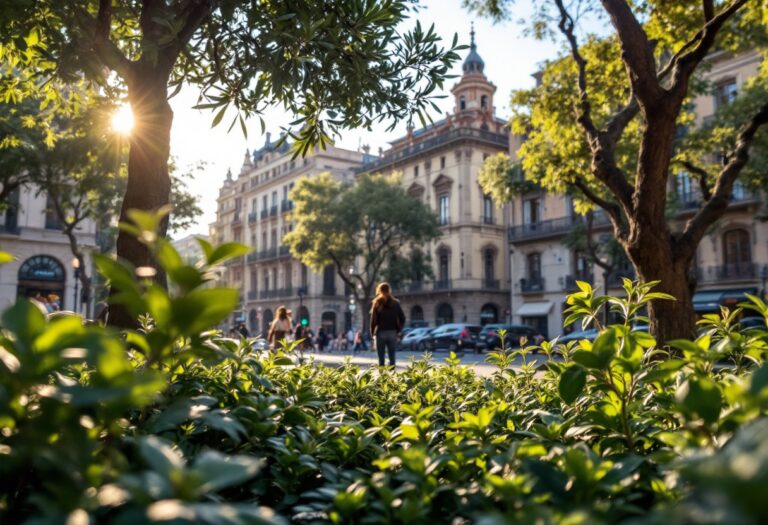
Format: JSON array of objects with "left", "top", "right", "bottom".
[
  {"left": 284, "top": 171, "right": 439, "bottom": 330},
  {"left": 472, "top": 0, "right": 768, "bottom": 341}
]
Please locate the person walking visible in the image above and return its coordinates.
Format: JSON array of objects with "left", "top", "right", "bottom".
[
  {"left": 237, "top": 323, "right": 250, "bottom": 338},
  {"left": 370, "top": 282, "right": 405, "bottom": 367},
  {"left": 317, "top": 327, "right": 328, "bottom": 352},
  {"left": 268, "top": 306, "right": 293, "bottom": 349}
]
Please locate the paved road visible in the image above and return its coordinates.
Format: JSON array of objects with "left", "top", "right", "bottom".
[{"left": 299, "top": 349, "right": 554, "bottom": 378}]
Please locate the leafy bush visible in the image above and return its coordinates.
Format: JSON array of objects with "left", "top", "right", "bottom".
[{"left": 2, "top": 211, "right": 768, "bottom": 524}]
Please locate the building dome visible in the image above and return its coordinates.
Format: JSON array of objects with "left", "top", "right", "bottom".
[{"left": 462, "top": 24, "right": 484, "bottom": 75}]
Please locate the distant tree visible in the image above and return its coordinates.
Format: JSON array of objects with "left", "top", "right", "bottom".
[
  {"left": 0, "top": 1, "right": 462, "bottom": 326},
  {"left": 284, "top": 172, "right": 440, "bottom": 333},
  {"left": 472, "top": 0, "right": 768, "bottom": 341}
]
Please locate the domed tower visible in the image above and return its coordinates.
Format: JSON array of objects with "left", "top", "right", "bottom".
[{"left": 451, "top": 24, "right": 496, "bottom": 123}]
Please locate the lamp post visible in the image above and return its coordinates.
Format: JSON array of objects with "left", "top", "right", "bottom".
[
  {"left": 72, "top": 257, "right": 80, "bottom": 314},
  {"left": 349, "top": 294, "right": 357, "bottom": 333}
]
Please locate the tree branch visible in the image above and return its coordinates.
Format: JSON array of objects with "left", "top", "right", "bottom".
[
  {"left": 600, "top": 0, "right": 664, "bottom": 107},
  {"left": 584, "top": 213, "right": 613, "bottom": 272},
  {"left": 85, "top": 1, "right": 134, "bottom": 81},
  {"left": 680, "top": 101, "right": 768, "bottom": 255},
  {"left": 572, "top": 177, "right": 627, "bottom": 240},
  {"left": 674, "top": 159, "right": 713, "bottom": 200}
]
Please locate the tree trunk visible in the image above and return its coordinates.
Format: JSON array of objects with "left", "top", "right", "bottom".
[
  {"left": 107, "top": 71, "right": 173, "bottom": 327},
  {"left": 628, "top": 236, "right": 696, "bottom": 343}
]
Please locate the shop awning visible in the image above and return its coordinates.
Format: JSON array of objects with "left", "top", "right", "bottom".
[
  {"left": 516, "top": 301, "right": 553, "bottom": 317},
  {"left": 693, "top": 288, "right": 758, "bottom": 313}
]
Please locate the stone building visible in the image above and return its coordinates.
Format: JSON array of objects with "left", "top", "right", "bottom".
[
  {"left": 172, "top": 233, "right": 209, "bottom": 264},
  {"left": 0, "top": 185, "right": 97, "bottom": 312},
  {"left": 210, "top": 135, "right": 371, "bottom": 336},
  {"left": 507, "top": 49, "right": 766, "bottom": 338},
  {"left": 359, "top": 29, "right": 512, "bottom": 327}
]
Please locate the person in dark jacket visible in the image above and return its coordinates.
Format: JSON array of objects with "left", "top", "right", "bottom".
[{"left": 370, "top": 282, "right": 405, "bottom": 367}]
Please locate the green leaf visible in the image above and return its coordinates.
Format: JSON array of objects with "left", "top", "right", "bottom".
[
  {"left": 0, "top": 251, "right": 14, "bottom": 264},
  {"left": 559, "top": 365, "right": 587, "bottom": 404},
  {"left": 2, "top": 299, "right": 46, "bottom": 345},
  {"left": 677, "top": 376, "right": 723, "bottom": 424},
  {"left": 193, "top": 451, "right": 263, "bottom": 494},
  {"left": 171, "top": 288, "right": 239, "bottom": 335},
  {"left": 138, "top": 436, "right": 184, "bottom": 477},
  {"left": 207, "top": 242, "right": 251, "bottom": 266}
]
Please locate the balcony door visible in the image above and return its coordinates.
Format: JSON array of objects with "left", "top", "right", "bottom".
[{"left": 723, "top": 229, "right": 751, "bottom": 277}]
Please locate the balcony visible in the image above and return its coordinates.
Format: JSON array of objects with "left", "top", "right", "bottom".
[
  {"left": 482, "top": 278, "right": 500, "bottom": 290},
  {"left": 279, "top": 246, "right": 290, "bottom": 257},
  {"left": 481, "top": 215, "right": 495, "bottom": 225},
  {"left": 677, "top": 187, "right": 759, "bottom": 213},
  {"left": 520, "top": 277, "right": 545, "bottom": 293},
  {"left": 247, "top": 252, "right": 259, "bottom": 263},
  {"left": 269, "top": 205, "right": 278, "bottom": 216},
  {"left": 247, "top": 290, "right": 258, "bottom": 300},
  {"left": 258, "top": 287, "right": 296, "bottom": 299},
  {"left": 248, "top": 212, "right": 257, "bottom": 224},
  {"left": 508, "top": 212, "right": 610, "bottom": 243},
  {"left": 697, "top": 263, "right": 760, "bottom": 283},
  {"left": 358, "top": 127, "right": 509, "bottom": 173},
  {"left": 232, "top": 212, "right": 241, "bottom": 224},
  {"left": 322, "top": 286, "right": 337, "bottom": 297},
  {"left": 281, "top": 200, "right": 293, "bottom": 213},
  {"left": 433, "top": 279, "right": 452, "bottom": 290},
  {"left": 0, "top": 221, "right": 20, "bottom": 235},
  {"left": 563, "top": 274, "right": 594, "bottom": 291}
]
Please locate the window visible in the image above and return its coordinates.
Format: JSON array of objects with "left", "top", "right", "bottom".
[
  {"left": 573, "top": 250, "right": 590, "bottom": 280},
  {"left": 271, "top": 229, "right": 277, "bottom": 248},
  {"left": 440, "top": 156, "right": 446, "bottom": 169},
  {"left": 483, "top": 195, "right": 493, "bottom": 224},
  {"left": 44, "top": 194, "right": 64, "bottom": 230},
  {"left": 262, "top": 195, "right": 268, "bottom": 210},
  {"left": 483, "top": 249, "right": 495, "bottom": 282},
  {"left": 250, "top": 271, "right": 258, "bottom": 292},
  {"left": 438, "top": 252, "right": 450, "bottom": 283},
  {"left": 414, "top": 165, "right": 419, "bottom": 178},
  {"left": 523, "top": 198, "right": 540, "bottom": 224},
  {"left": 264, "top": 271, "right": 270, "bottom": 291},
  {"left": 439, "top": 194, "right": 450, "bottom": 225},
  {"left": 282, "top": 186, "right": 289, "bottom": 201},
  {"left": 322, "top": 265, "right": 336, "bottom": 295},
  {"left": 714, "top": 78, "right": 738, "bottom": 109},
  {"left": 436, "top": 303, "right": 454, "bottom": 325},
  {"left": 527, "top": 252, "right": 542, "bottom": 280},
  {"left": 284, "top": 263, "right": 293, "bottom": 288},
  {"left": 676, "top": 172, "right": 699, "bottom": 206},
  {"left": 252, "top": 198, "right": 258, "bottom": 212},
  {"left": 723, "top": 229, "right": 751, "bottom": 272},
  {"left": 460, "top": 96, "right": 466, "bottom": 111},
  {"left": 481, "top": 95, "right": 488, "bottom": 109},
  {"left": 411, "top": 305, "right": 424, "bottom": 321},
  {"left": 261, "top": 231, "right": 267, "bottom": 249},
  {"left": 271, "top": 191, "right": 277, "bottom": 207}
]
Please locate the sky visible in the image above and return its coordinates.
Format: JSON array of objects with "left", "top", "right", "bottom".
[{"left": 167, "top": 0, "right": 567, "bottom": 239}]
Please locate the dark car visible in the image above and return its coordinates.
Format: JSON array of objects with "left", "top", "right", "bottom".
[
  {"left": 420, "top": 323, "right": 482, "bottom": 353},
  {"left": 739, "top": 316, "right": 767, "bottom": 331},
  {"left": 477, "top": 324, "right": 544, "bottom": 352},
  {"left": 557, "top": 328, "right": 599, "bottom": 344}
]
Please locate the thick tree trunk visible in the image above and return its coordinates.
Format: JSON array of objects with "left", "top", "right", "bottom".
[
  {"left": 628, "top": 235, "right": 696, "bottom": 343},
  {"left": 107, "top": 72, "right": 173, "bottom": 327}
]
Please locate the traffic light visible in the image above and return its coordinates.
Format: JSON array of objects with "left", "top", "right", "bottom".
[{"left": 301, "top": 317, "right": 309, "bottom": 327}]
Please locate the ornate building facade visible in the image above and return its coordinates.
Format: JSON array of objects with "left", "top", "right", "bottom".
[
  {"left": 359, "top": 31, "right": 512, "bottom": 327},
  {"left": 210, "top": 136, "right": 371, "bottom": 336},
  {"left": 0, "top": 185, "right": 97, "bottom": 312}
]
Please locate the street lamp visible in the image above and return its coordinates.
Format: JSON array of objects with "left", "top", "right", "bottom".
[
  {"left": 348, "top": 294, "right": 357, "bottom": 333},
  {"left": 72, "top": 257, "right": 80, "bottom": 314}
]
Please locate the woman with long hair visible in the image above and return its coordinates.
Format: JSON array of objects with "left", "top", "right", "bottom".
[
  {"left": 268, "top": 305, "right": 293, "bottom": 349},
  {"left": 370, "top": 282, "right": 405, "bottom": 367}
]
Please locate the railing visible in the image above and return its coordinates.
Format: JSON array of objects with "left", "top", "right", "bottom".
[
  {"left": 281, "top": 200, "right": 293, "bottom": 213},
  {"left": 607, "top": 270, "right": 636, "bottom": 287},
  {"left": 434, "top": 279, "right": 452, "bottom": 290},
  {"left": 482, "top": 278, "right": 500, "bottom": 290},
  {"left": 322, "top": 286, "right": 337, "bottom": 296},
  {"left": 563, "top": 274, "right": 594, "bottom": 291},
  {"left": 391, "top": 279, "right": 511, "bottom": 295},
  {"left": 508, "top": 212, "right": 610, "bottom": 243},
  {"left": 248, "top": 212, "right": 257, "bottom": 224},
  {"left": 259, "top": 287, "right": 296, "bottom": 299},
  {"left": 0, "top": 222, "right": 20, "bottom": 235},
  {"left": 224, "top": 256, "right": 244, "bottom": 266},
  {"left": 269, "top": 205, "right": 278, "bottom": 216},
  {"left": 520, "top": 277, "right": 545, "bottom": 293},
  {"left": 260, "top": 210, "right": 268, "bottom": 219},
  {"left": 481, "top": 215, "right": 495, "bottom": 225},
  {"left": 359, "top": 127, "right": 508, "bottom": 173},
  {"left": 247, "top": 291, "right": 258, "bottom": 300},
  {"left": 246, "top": 252, "right": 259, "bottom": 263},
  {"left": 697, "top": 263, "right": 761, "bottom": 283}
]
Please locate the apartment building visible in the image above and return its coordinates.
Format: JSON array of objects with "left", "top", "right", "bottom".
[
  {"left": 0, "top": 185, "right": 97, "bottom": 312},
  {"left": 508, "top": 49, "right": 766, "bottom": 338},
  {"left": 359, "top": 30, "right": 512, "bottom": 327},
  {"left": 211, "top": 135, "right": 370, "bottom": 336}
]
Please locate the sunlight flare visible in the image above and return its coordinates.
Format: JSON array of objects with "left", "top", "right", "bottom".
[{"left": 111, "top": 104, "right": 134, "bottom": 135}]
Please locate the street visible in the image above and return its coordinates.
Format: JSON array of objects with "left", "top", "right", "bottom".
[{"left": 297, "top": 348, "right": 555, "bottom": 377}]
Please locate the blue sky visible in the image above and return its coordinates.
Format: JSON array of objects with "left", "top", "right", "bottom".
[{"left": 168, "top": 0, "right": 567, "bottom": 238}]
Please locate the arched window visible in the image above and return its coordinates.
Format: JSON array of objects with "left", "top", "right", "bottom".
[
  {"left": 437, "top": 248, "right": 451, "bottom": 287},
  {"left": 483, "top": 194, "right": 493, "bottom": 224},
  {"left": 480, "top": 304, "right": 498, "bottom": 325},
  {"left": 459, "top": 96, "right": 466, "bottom": 111},
  {"left": 481, "top": 95, "right": 488, "bottom": 109},
  {"left": 723, "top": 229, "right": 751, "bottom": 277},
  {"left": 16, "top": 255, "right": 67, "bottom": 307},
  {"left": 321, "top": 311, "right": 336, "bottom": 337},
  {"left": 436, "top": 303, "right": 454, "bottom": 325},
  {"left": 249, "top": 309, "right": 258, "bottom": 332},
  {"left": 411, "top": 305, "right": 424, "bottom": 321}
]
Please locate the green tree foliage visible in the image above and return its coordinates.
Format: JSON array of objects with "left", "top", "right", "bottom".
[
  {"left": 471, "top": 0, "right": 768, "bottom": 341},
  {"left": 0, "top": 1, "right": 463, "bottom": 323},
  {"left": 284, "top": 172, "right": 439, "bottom": 331}
]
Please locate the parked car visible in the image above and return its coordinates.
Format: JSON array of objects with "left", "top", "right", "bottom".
[
  {"left": 399, "top": 327, "right": 434, "bottom": 351},
  {"left": 477, "top": 324, "right": 544, "bottom": 352},
  {"left": 557, "top": 328, "right": 599, "bottom": 344},
  {"left": 420, "top": 323, "right": 482, "bottom": 352},
  {"left": 739, "top": 316, "right": 767, "bottom": 331},
  {"left": 401, "top": 320, "right": 430, "bottom": 338}
]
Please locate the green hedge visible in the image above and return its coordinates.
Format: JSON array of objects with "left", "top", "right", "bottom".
[{"left": 2, "top": 211, "right": 767, "bottom": 524}]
